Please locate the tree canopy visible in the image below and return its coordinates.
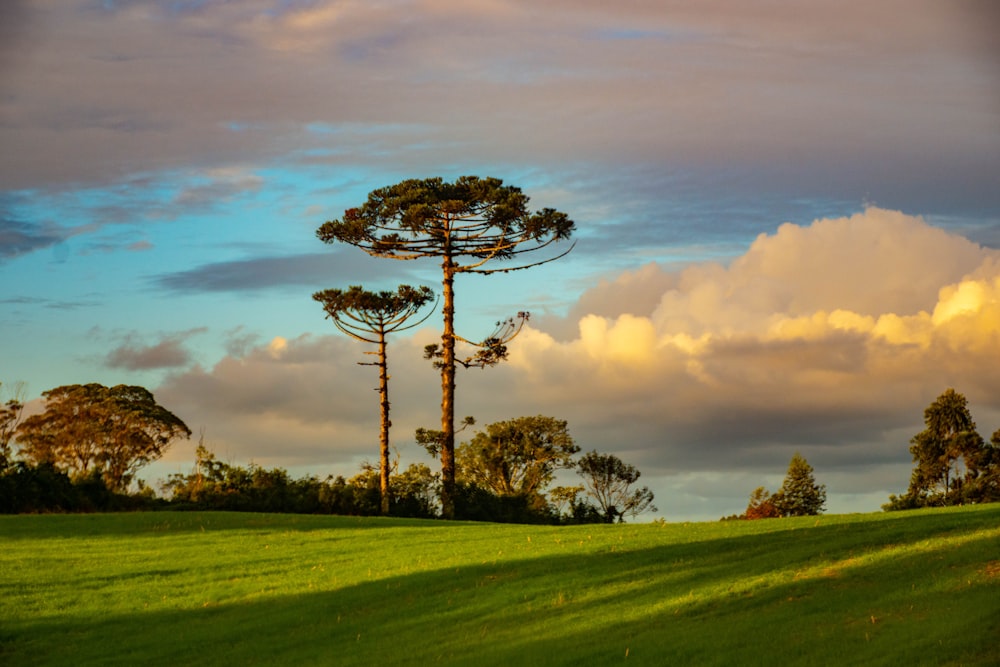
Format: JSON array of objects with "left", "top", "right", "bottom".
[
  {"left": 16, "top": 383, "right": 191, "bottom": 491},
  {"left": 317, "top": 176, "right": 575, "bottom": 518},
  {"left": 312, "top": 285, "right": 436, "bottom": 345},
  {"left": 907, "top": 388, "right": 985, "bottom": 503},
  {"left": 456, "top": 415, "right": 579, "bottom": 505},
  {"left": 772, "top": 453, "right": 826, "bottom": 517}
]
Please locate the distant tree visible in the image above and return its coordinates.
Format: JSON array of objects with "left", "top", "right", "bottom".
[
  {"left": 772, "top": 453, "right": 826, "bottom": 517},
  {"left": 576, "top": 451, "right": 656, "bottom": 523},
  {"left": 548, "top": 485, "right": 585, "bottom": 519},
  {"left": 389, "top": 462, "right": 439, "bottom": 518},
  {"left": 0, "top": 381, "right": 27, "bottom": 471},
  {"left": 318, "top": 176, "right": 575, "bottom": 518},
  {"left": 456, "top": 416, "right": 579, "bottom": 510},
  {"left": 17, "top": 384, "right": 190, "bottom": 491},
  {"left": 744, "top": 486, "right": 782, "bottom": 520},
  {"left": 974, "top": 429, "right": 1000, "bottom": 503},
  {"left": 313, "top": 284, "right": 436, "bottom": 515},
  {"left": 906, "top": 389, "right": 985, "bottom": 505}
]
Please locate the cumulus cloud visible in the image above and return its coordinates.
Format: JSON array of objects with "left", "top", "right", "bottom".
[
  {"left": 152, "top": 208, "right": 1000, "bottom": 517},
  {"left": 498, "top": 209, "right": 1000, "bottom": 468}
]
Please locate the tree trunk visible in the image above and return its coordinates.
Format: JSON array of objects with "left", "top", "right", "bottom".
[
  {"left": 378, "top": 334, "right": 391, "bottom": 516},
  {"left": 440, "top": 256, "right": 456, "bottom": 519}
]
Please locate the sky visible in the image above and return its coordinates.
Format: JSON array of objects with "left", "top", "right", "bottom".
[{"left": 2, "top": 0, "right": 999, "bottom": 521}]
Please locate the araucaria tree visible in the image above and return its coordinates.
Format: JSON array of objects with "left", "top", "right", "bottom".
[
  {"left": 772, "top": 453, "right": 826, "bottom": 517},
  {"left": 16, "top": 383, "right": 190, "bottom": 490},
  {"left": 576, "top": 451, "right": 656, "bottom": 522},
  {"left": 313, "top": 284, "right": 436, "bottom": 515},
  {"left": 317, "top": 176, "right": 575, "bottom": 518},
  {"left": 906, "top": 388, "right": 986, "bottom": 505}
]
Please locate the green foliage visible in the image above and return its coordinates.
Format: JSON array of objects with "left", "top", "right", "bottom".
[
  {"left": 889, "top": 388, "right": 999, "bottom": 510},
  {"left": 576, "top": 450, "right": 656, "bottom": 522},
  {"left": 908, "top": 388, "right": 984, "bottom": 501},
  {"left": 0, "top": 380, "right": 26, "bottom": 471},
  {"left": 3, "top": 507, "right": 999, "bottom": 665},
  {"left": 452, "top": 482, "right": 556, "bottom": 524},
  {"left": 316, "top": 176, "right": 575, "bottom": 264},
  {"left": 0, "top": 462, "right": 156, "bottom": 513},
  {"left": 16, "top": 383, "right": 191, "bottom": 491},
  {"left": 772, "top": 453, "right": 827, "bottom": 517},
  {"left": 312, "top": 284, "right": 435, "bottom": 344},
  {"left": 162, "top": 446, "right": 438, "bottom": 518},
  {"left": 456, "top": 415, "right": 579, "bottom": 502}
]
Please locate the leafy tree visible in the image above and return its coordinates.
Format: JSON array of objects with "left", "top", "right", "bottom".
[
  {"left": 744, "top": 486, "right": 781, "bottom": 519},
  {"left": 389, "top": 462, "right": 439, "bottom": 518},
  {"left": 456, "top": 415, "right": 579, "bottom": 508},
  {"left": 313, "top": 284, "right": 435, "bottom": 515},
  {"left": 17, "top": 383, "right": 191, "bottom": 491},
  {"left": 975, "top": 429, "right": 1000, "bottom": 503},
  {"left": 772, "top": 453, "right": 826, "bottom": 517},
  {"left": 318, "top": 176, "right": 575, "bottom": 518},
  {"left": 906, "top": 388, "right": 985, "bottom": 505},
  {"left": 548, "top": 484, "right": 585, "bottom": 518},
  {"left": 0, "top": 381, "right": 27, "bottom": 471},
  {"left": 576, "top": 451, "right": 656, "bottom": 523}
]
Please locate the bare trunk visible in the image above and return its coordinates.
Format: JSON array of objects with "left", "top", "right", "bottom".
[
  {"left": 378, "top": 334, "right": 391, "bottom": 516},
  {"left": 440, "top": 256, "right": 456, "bottom": 519}
]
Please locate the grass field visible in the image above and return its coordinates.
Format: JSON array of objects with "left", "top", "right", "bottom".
[{"left": 2, "top": 506, "right": 998, "bottom": 666}]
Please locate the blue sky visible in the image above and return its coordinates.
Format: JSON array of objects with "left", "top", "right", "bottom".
[{"left": 2, "top": 0, "right": 999, "bottom": 520}]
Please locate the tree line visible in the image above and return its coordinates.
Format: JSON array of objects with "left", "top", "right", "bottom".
[{"left": 1, "top": 377, "right": 652, "bottom": 523}]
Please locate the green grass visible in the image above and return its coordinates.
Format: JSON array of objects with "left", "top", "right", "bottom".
[{"left": 2, "top": 507, "right": 998, "bottom": 666}]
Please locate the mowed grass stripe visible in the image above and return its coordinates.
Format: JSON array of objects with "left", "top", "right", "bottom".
[{"left": 1, "top": 506, "right": 998, "bottom": 666}]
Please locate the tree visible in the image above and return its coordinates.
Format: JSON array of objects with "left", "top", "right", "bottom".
[
  {"left": 772, "top": 453, "right": 826, "bottom": 517},
  {"left": 973, "top": 429, "right": 1000, "bottom": 503},
  {"left": 456, "top": 415, "right": 579, "bottom": 507},
  {"left": 318, "top": 176, "right": 575, "bottom": 518},
  {"left": 0, "top": 381, "right": 27, "bottom": 471},
  {"left": 548, "top": 484, "right": 585, "bottom": 518},
  {"left": 17, "top": 384, "right": 191, "bottom": 491},
  {"left": 313, "top": 284, "right": 435, "bottom": 515},
  {"left": 576, "top": 451, "right": 656, "bottom": 522},
  {"left": 907, "top": 388, "right": 985, "bottom": 505},
  {"left": 743, "top": 486, "right": 781, "bottom": 519}
]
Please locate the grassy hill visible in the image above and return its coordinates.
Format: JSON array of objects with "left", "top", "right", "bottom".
[{"left": 2, "top": 506, "right": 998, "bottom": 666}]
